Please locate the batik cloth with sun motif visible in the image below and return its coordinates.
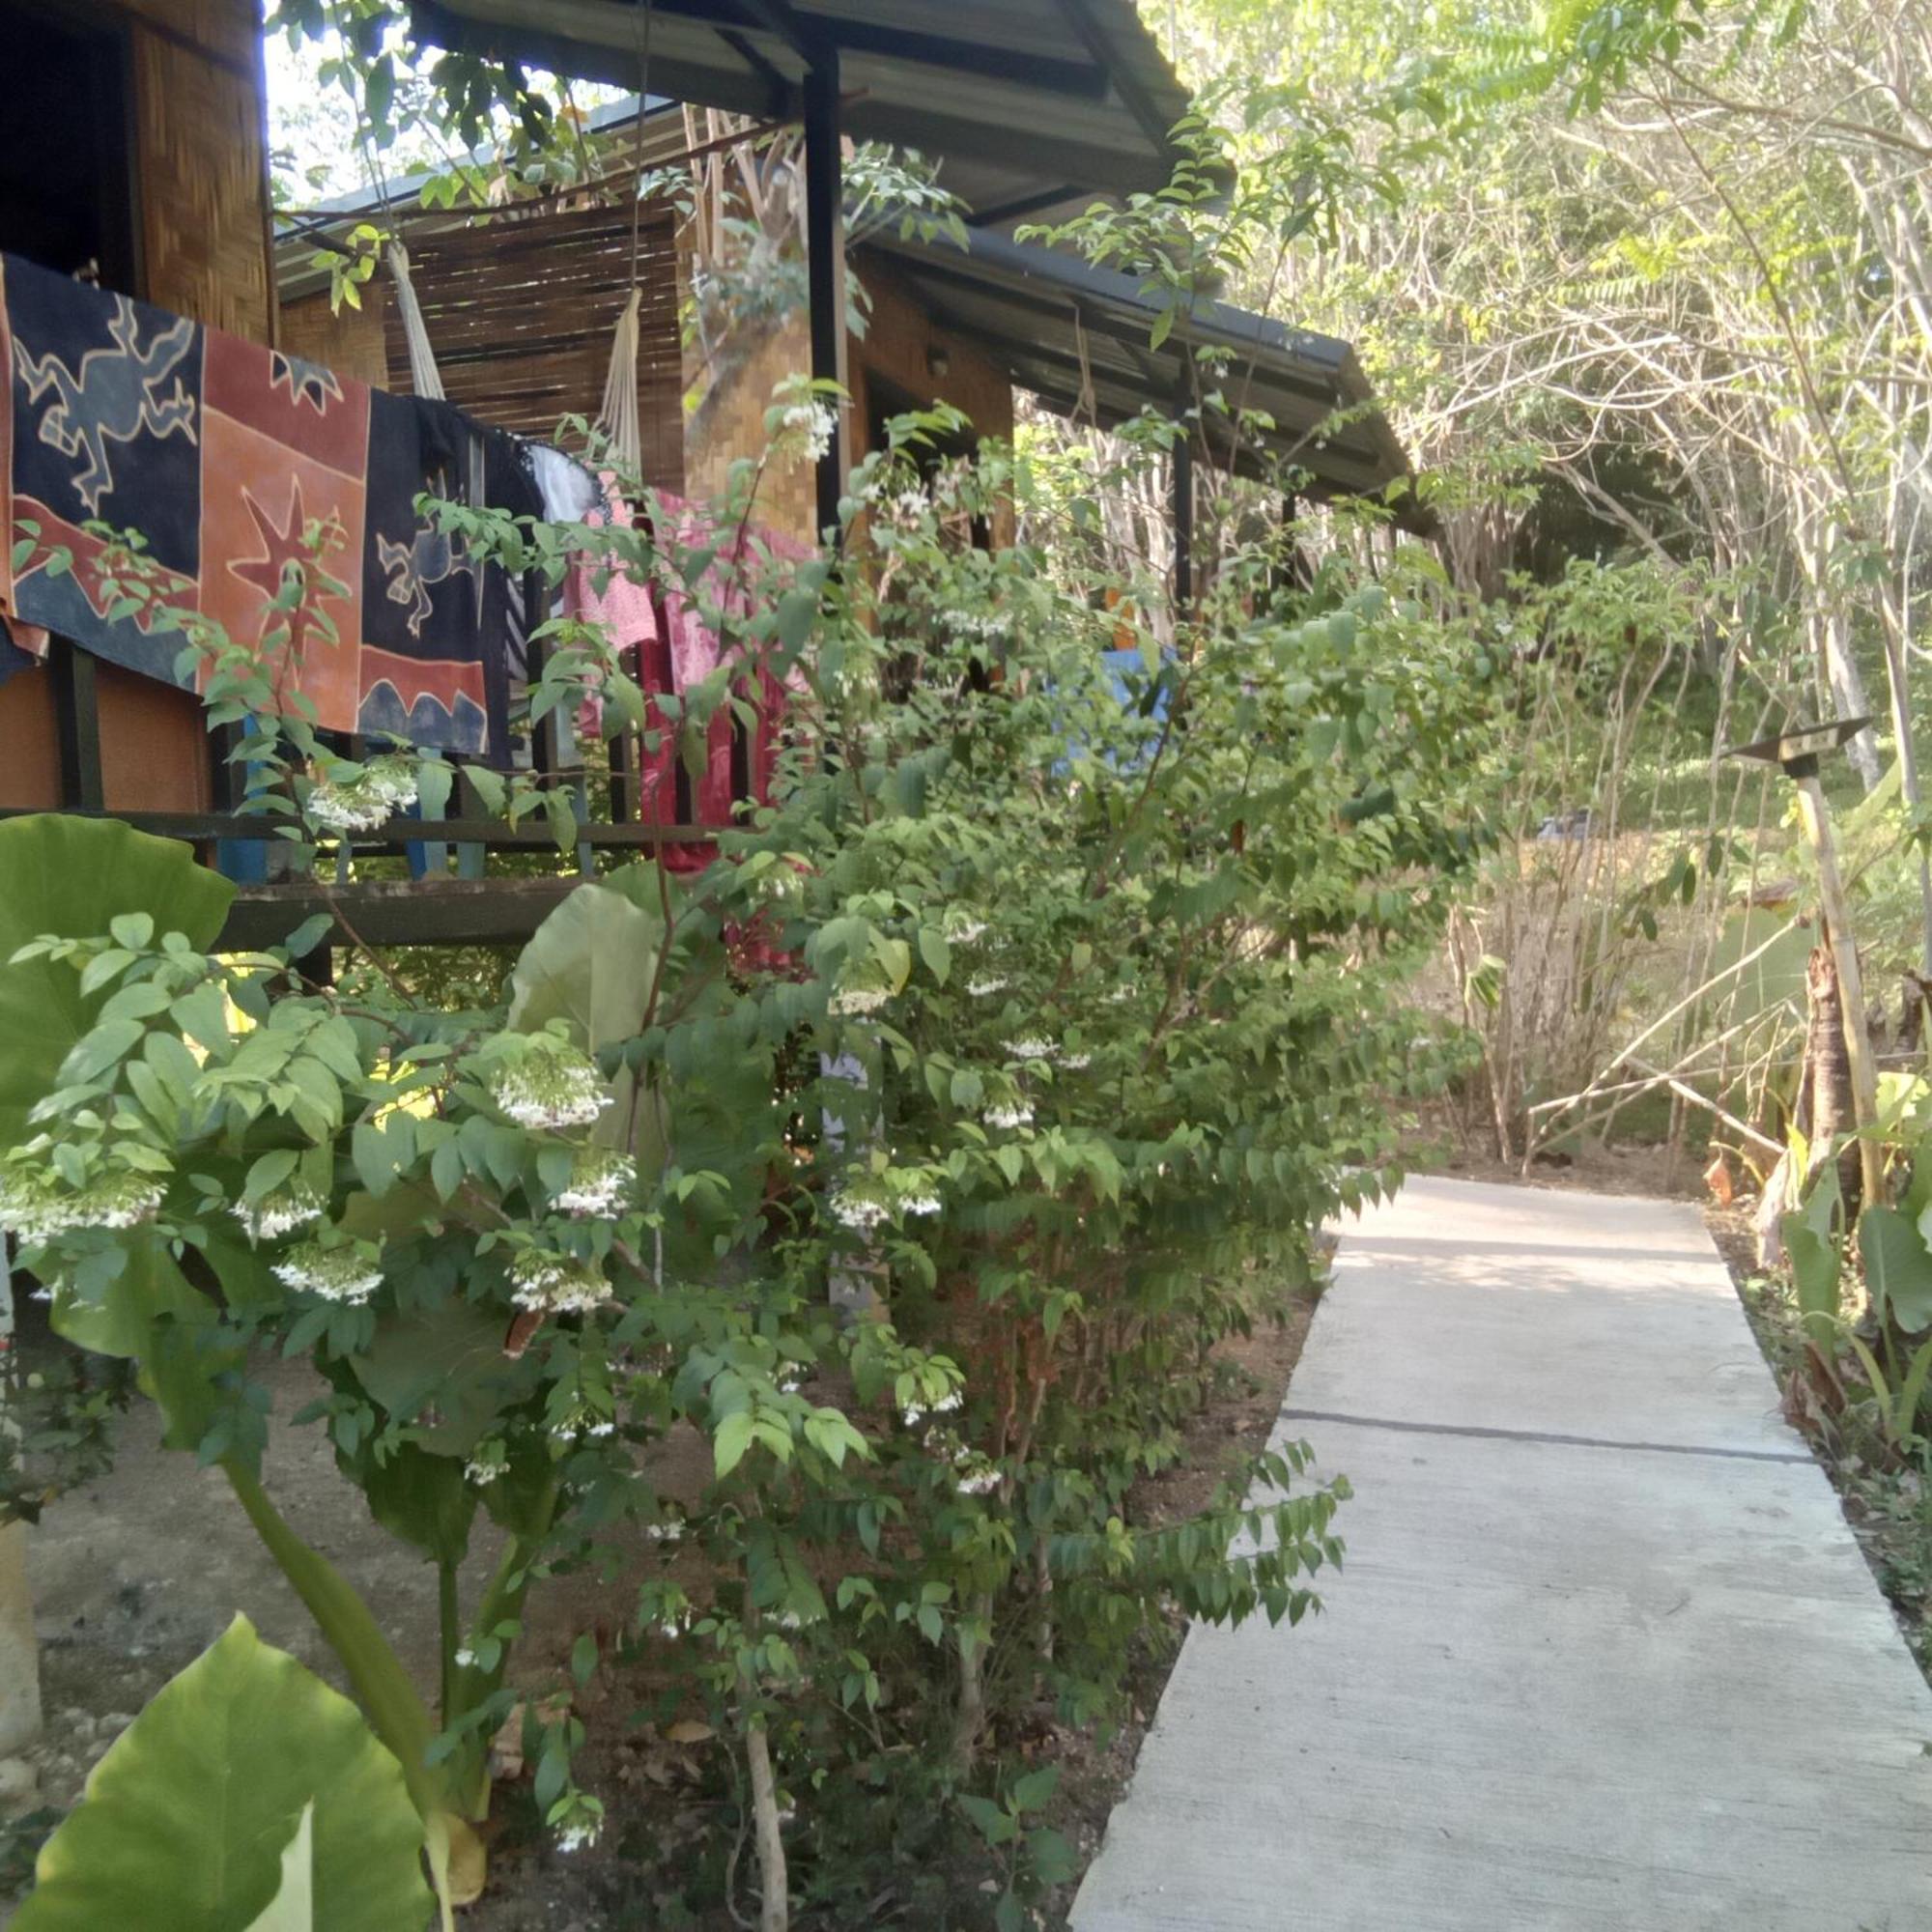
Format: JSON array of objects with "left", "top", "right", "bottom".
[{"left": 0, "top": 250, "right": 536, "bottom": 755}]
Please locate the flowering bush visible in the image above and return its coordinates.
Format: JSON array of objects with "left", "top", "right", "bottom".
[{"left": 1, "top": 410, "right": 1488, "bottom": 1925}]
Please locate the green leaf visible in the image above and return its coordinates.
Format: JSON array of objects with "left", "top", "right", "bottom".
[
  {"left": 1010, "top": 1764, "right": 1059, "bottom": 1812},
  {"left": 959, "top": 1794, "right": 1015, "bottom": 1846},
  {"left": 243, "top": 1802, "right": 316, "bottom": 1932},
  {"left": 14, "top": 1615, "right": 432, "bottom": 1932},
  {"left": 507, "top": 876, "right": 672, "bottom": 1174},
  {"left": 1027, "top": 1824, "right": 1078, "bottom": 1886},
  {"left": 350, "top": 1304, "right": 527, "bottom": 1457},
  {"left": 869, "top": 932, "right": 913, "bottom": 993},
  {"left": 714, "top": 1409, "right": 755, "bottom": 1478},
  {"left": 918, "top": 927, "right": 952, "bottom": 986},
  {"left": 50, "top": 1233, "right": 210, "bottom": 1362},
  {"left": 1860, "top": 1206, "right": 1932, "bottom": 1332},
  {"left": 0, "top": 815, "right": 232, "bottom": 1149},
  {"left": 281, "top": 914, "right": 335, "bottom": 960},
  {"left": 245, "top": 1149, "right": 302, "bottom": 1202},
  {"left": 1782, "top": 1171, "right": 1842, "bottom": 1326}
]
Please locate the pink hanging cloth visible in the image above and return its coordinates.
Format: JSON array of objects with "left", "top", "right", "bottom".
[{"left": 561, "top": 479, "right": 809, "bottom": 874}]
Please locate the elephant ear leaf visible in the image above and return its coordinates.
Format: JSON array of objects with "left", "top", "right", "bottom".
[
  {"left": 507, "top": 873, "right": 671, "bottom": 1174},
  {"left": 1860, "top": 1204, "right": 1932, "bottom": 1333},
  {"left": 14, "top": 1614, "right": 432, "bottom": 1932},
  {"left": 0, "top": 813, "right": 233, "bottom": 1151},
  {"left": 243, "top": 1804, "right": 317, "bottom": 1932}
]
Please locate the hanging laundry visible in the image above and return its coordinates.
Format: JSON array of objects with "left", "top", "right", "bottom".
[
  {"left": 652, "top": 491, "right": 810, "bottom": 833},
  {"left": 0, "top": 250, "right": 540, "bottom": 757}
]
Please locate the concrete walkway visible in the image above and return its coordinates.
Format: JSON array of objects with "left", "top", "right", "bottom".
[{"left": 1072, "top": 1178, "right": 1932, "bottom": 1931}]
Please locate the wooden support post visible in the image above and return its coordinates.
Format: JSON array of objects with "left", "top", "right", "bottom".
[
  {"left": 50, "top": 639, "right": 103, "bottom": 810},
  {"left": 1171, "top": 417, "right": 1194, "bottom": 612},
  {"left": 0, "top": 1240, "right": 42, "bottom": 1797},
  {"left": 803, "top": 51, "right": 849, "bottom": 543},
  {"left": 1795, "top": 772, "right": 1887, "bottom": 1212}
]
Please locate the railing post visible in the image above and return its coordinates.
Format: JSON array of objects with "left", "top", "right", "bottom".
[{"left": 803, "top": 49, "right": 849, "bottom": 543}]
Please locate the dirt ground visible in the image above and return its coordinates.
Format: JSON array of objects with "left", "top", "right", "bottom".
[{"left": 1, "top": 1280, "right": 1319, "bottom": 1930}]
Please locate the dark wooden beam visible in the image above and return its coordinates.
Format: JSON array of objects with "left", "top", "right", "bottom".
[
  {"left": 1172, "top": 403, "right": 1195, "bottom": 612},
  {"left": 1054, "top": 0, "right": 1181, "bottom": 155},
  {"left": 0, "top": 806, "right": 715, "bottom": 850},
  {"left": 50, "top": 639, "right": 104, "bottom": 811},
  {"left": 804, "top": 48, "right": 849, "bottom": 541},
  {"left": 970, "top": 184, "right": 1085, "bottom": 226},
  {"left": 219, "top": 877, "right": 582, "bottom": 952}
]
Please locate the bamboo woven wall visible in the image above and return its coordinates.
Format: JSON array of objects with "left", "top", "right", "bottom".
[
  {"left": 384, "top": 204, "right": 685, "bottom": 491},
  {"left": 130, "top": 0, "right": 274, "bottom": 342}
]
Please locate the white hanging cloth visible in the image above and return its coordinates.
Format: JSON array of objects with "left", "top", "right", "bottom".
[{"left": 596, "top": 286, "right": 643, "bottom": 476}]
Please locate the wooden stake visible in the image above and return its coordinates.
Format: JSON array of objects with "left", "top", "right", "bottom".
[{"left": 1794, "top": 772, "right": 1886, "bottom": 1211}]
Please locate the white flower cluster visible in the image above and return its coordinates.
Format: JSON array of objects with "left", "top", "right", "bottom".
[
  {"left": 830, "top": 1192, "right": 889, "bottom": 1236},
  {"left": 896, "top": 1193, "right": 942, "bottom": 1218},
  {"left": 463, "top": 1456, "right": 502, "bottom": 1487},
  {"left": 491, "top": 1040, "right": 611, "bottom": 1130},
  {"left": 644, "top": 1518, "right": 686, "bottom": 1545},
  {"left": 902, "top": 1389, "right": 964, "bottom": 1426},
  {"left": 0, "top": 1166, "right": 161, "bottom": 1244},
  {"left": 556, "top": 1404, "right": 616, "bottom": 1440},
  {"left": 556, "top": 1820, "right": 601, "bottom": 1856},
  {"left": 830, "top": 986, "right": 890, "bottom": 1017},
  {"left": 1056, "top": 1051, "right": 1092, "bottom": 1071},
  {"left": 965, "top": 977, "right": 1009, "bottom": 999},
  {"left": 232, "top": 1184, "right": 324, "bottom": 1242},
  {"left": 956, "top": 1466, "right": 1001, "bottom": 1497},
  {"left": 305, "top": 761, "right": 418, "bottom": 836},
  {"left": 555, "top": 1149, "right": 636, "bottom": 1218},
  {"left": 510, "top": 1251, "right": 611, "bottom": 1316},
  {"left": 453, "top": 1645, "right": 480, "bottom": 1668},
  {"left": 949, "top": 920, "right": 988, "bottom": 947},
  {"left": 948, "top": 609, "right": 1009, "bottom": 641},
  {"left": 780, "top": 400, "right": 836, "bottom": 465},
  {"left": 1003, "top": 1037, "right": 1053, "bottom": 1062},
  {"left": 273, "top": 1241, "right": 383, "bottom": 1305},
  {"left": 983, "top": 1102, "right": 1034, "bottom": 1131}
]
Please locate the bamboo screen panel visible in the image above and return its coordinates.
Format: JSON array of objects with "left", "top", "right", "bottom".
[{"left": 384, "top": 204, "right": 685, "bottom": 492}]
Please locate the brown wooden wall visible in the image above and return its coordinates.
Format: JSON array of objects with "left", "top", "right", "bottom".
[
  {"left": 848, "top": 260, "right": 1017, "bottom": 462},
  {"left": 279, "top": 282, "right": 392, "bottom": 391},
  {"left": 682, "top": 255, "right": 1018, "bottom": 549},
  {"left": 0, "top": 0, "right": 269, "bottom": 812},
  {"left": 127, "top": 0, "right": 275, "bottom": 343}
]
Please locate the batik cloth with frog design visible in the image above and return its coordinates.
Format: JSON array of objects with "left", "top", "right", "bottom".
[{"left": 0, "top": 249, "right": 539, "bottom": 756}]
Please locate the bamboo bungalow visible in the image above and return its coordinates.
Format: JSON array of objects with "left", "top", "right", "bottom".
[{"left": 0, "top": 0, "right": 1416, "bottom": 954}]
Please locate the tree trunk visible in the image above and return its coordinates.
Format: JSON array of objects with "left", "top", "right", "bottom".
[
  {"left": 744, "top": 1713, "right": 787, "bottom": 1932},
  {"left": 951, "top": 1594, "right": 992, "bottom": 1770},
  {"left": 1805, "top": 944, "right": 1861, "bottom": 1217}
]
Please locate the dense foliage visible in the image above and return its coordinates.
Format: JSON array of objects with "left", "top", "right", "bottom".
[{"left": 0, "top": 409, "right": 1489, "bottom": 1922}]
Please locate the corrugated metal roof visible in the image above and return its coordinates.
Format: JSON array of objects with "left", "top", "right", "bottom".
[
  {"left": 870, "top": 225, "right": 1418, "bottom": 511},
  {"left": 409, "top": 0, "right": 1192, "bottom": 215}
]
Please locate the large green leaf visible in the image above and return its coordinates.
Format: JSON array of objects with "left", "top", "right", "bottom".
[
  {"left": 1782, "top": 1166, "right": 1842, "bottom": 1329},
  {"left": 14, "top": 1615, "right": 433, "bottom": 1932},
  {"left": 244, "top": 1804, "right": 315, "bottom": 1932},
  {"left": 49, "top": 1231, "right": 211, "bottom": 1360},
  {"left": 349, "top": 1302, "right": 530, "bottom": 1458},
  {"left": 1860, "top": 1205, "right": 1932, "bottom": 1333},
  {"left": 0, "top": 814, "right": 234, "bottom": 1150},
  {"left": 506, "top": 871, "right": 669, "bottom": 1172}
]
